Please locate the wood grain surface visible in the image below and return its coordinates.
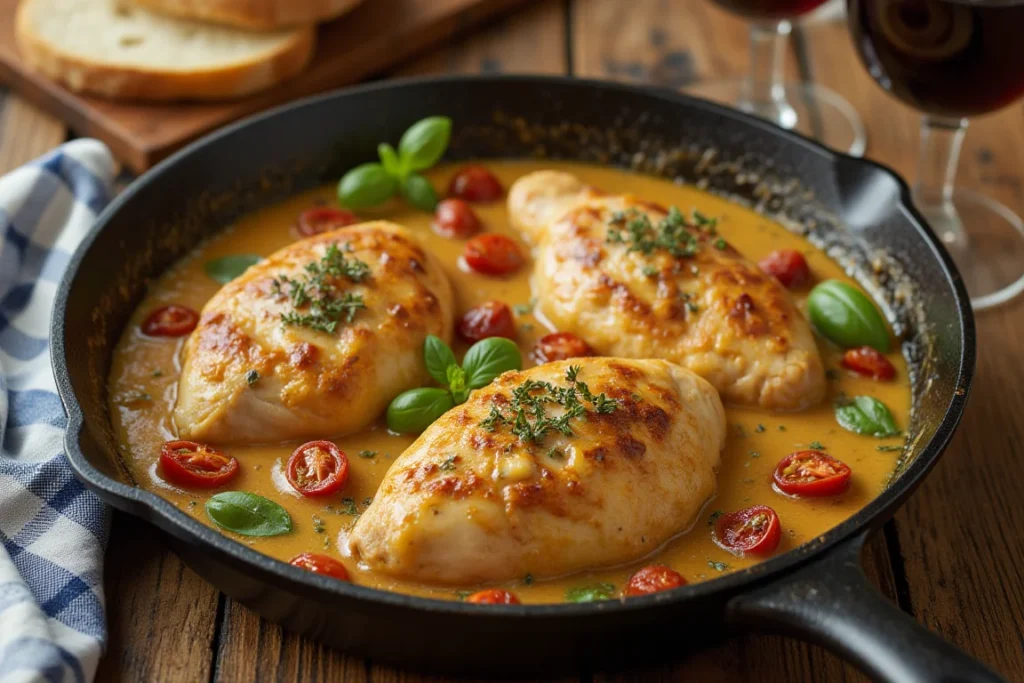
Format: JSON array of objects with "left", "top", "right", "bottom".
[
  {"left": 1, "top": 1, "right": 1022, "bottom": 681},
  {"left": 0, "top": 0, "right": 532, "bottom": 173}
]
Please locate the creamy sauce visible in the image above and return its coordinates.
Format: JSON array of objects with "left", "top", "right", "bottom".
[{"left": 108, "top": 161, "right": 910, "bottom": 603}]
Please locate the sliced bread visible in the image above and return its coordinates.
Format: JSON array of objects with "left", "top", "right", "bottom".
[
  {"left": 15, "top": 0, "right": 316, "bottom": 102},
  {"left": 125, "top": 0, "right": 364, "bottom": 30}
]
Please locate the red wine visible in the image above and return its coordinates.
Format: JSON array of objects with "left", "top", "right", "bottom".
[
  {"left": 712, "top": 0, "right": 832, "bottom": 20},
  {"left": 849, "top": 0, "right": 1024, "bottom": 117}
]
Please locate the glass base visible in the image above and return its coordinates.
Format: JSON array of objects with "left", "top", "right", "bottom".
[
  {"left": 685, "top": 78, "right": 867, "bottom": 157},
  {"left": 925, "top": 189, "right": 1024, "bottom": 311}
]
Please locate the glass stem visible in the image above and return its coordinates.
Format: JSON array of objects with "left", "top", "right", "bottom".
[
  {"left": 739, "top": 21, "right": 797, "bottom": 130},
  {"left": 913, "top": 115, "right": 968, "bottom": 247}
]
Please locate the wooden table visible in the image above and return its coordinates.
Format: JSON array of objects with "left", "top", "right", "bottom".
[{"left": 3, "top": 2, "right": 1023, "bottom": 681}]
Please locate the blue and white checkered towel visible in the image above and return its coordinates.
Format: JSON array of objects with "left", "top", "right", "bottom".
[{"left": 0, "top": 140, "right": 115, "bottom": 683}]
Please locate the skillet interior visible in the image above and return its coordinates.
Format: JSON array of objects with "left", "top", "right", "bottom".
[{"left": 52, "top": 76, "right": 974, "bottom": 673}]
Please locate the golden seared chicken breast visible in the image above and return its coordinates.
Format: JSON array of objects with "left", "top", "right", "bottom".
[
  {"left": 509, "top": 171, "right": 825, "bottom": 412},
  {"left": 347, "top": 358, "right": 725, "bottom": 584},
  {"left": 174, "top": 222, "right": 453, "bottom": 444}
]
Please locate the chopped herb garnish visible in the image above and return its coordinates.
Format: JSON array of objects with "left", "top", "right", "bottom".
[
  {"left": 187, "top": 500, "right": 197, "bottom": 509},
  {"left": 876, "top": 445, "right": 903, "bottom": 452},
  {"left": 708, "top": 560, "right": 729, "bottom": 572},
  {"left": 809, "top": 440, "right": 826, "bottom": 450},
  {"left": 152, "top": 369, "right": 164, "bottom": 378},
  {"left": 513, "top": 303, "right": 532, "bottom": 316},
  {"left": 312, "top": 515, "right": 326, "bottom": 533},
  {"left": 339, "top": 497, "right": 360, "bottom": 516},
  {"left": 454, "top": 590, "right": 473, "bottom": 601},
  {"left": 707, "top": 510, "right": 724, "bottom": 526},
  {"left": 245, "top": 369, "right": 260, "bottom": 387},
  {"left": 546, "top": 447, "right": 565, "bottom": 460},
  {"left": 642, "top": 265, "right": 659, "bottom": 278},
  {"left": 479, "top": 365, "right": 619, "bottom": 445},
  {"left": 777, "top": 425, "right": 787, "bottom": 431},
  {"left": 439, "top": 455, "right": 458, "bottom": 472},
  {"left": 605, "top": 206, "right": 708, "bottom": 259},
  {"left": 686, "top": 301, "right": 700, "bottom": 313},
  {"left": 274, "top": 243, "right": 369, "bottom": 334},
  {"left": 755, "top": 423, "right": 766, "bottom": 433},
  {"left": 362, "top": 496, "right": 374, "bottom": 507},
  {"left": 357, "top": 450, "right": 378, "bottom": 459},
  {"left": 524, "top": 573, "right": 534, "bottom": 586},
  {"left": 713, "top": 238, "right": 728, "bottom": 250}
]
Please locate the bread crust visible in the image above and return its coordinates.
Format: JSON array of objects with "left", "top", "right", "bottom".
[
  {"left": 126, "top": 0, "right": 364, "bottom": 30},
  {"left": 15, "top": 1, "right": 316, "bottom": 102}
]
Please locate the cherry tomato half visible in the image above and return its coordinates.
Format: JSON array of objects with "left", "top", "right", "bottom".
[
  {"left": 432, "top": 199, "right": 481, "bottom": 239},
  {"left": 758, "top": 249, "right": 810, "bottom": 289},
  {"left": 448, "top": 165, "right": 503, "bottom": 203},
  {"left": 466, "top": 589, "right": 521, "bottom": 605},
  {"left": 295, "top": 207, "right": 360, "bottom": 237},
  {"left": 463, "top": 234, "right": 524, "bottom": 276},
  {"left": 289, "top": 552, "right": 350, "bottom": 581},
  {"left": 714, "top": 505, "right": 782, "bottom": 557},
  {"left": 624, "top": 565, "right": 687, "bottom": 596},
  {"left": 773, "top": 450, "right": 852, "bottom": 498},
  {"left": 142, "top": 305, "right": 199, "bottom": 337},
  {"left": 286, "top": 440, "right": 349, "bottom": 497},
  {"left": 533, "top": 332, "right": 593, "bottom": 363},
  {"left": 842, "top": 346, "right": 896, "bottom": 381},
  {"left": 458, "top": 301, "right": 516, "bottom": 342},
  {"left": 160, "top": 440, "right": 239, "bottom": 489}
]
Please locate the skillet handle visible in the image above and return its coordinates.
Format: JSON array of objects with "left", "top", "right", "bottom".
[{"left": 725, "top": 530, "right": 1004, "bottom": 683}]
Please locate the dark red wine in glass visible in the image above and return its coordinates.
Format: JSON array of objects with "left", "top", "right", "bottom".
[
  {"left": 712, "top": 0, "right": 832, "bottom": 20},
  {"left": 848, "top": 0, "right": 1024, "bottom": 309},
  {"left": 693, "top": 0, "right": 866, "bottom": 154}
]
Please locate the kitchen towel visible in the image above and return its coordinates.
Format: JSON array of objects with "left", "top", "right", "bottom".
[{"left": 0, "top": 139, "right": 115, "bottom": 683}]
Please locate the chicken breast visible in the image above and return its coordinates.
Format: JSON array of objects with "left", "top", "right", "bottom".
[
  {"left": 174, "top": 221, "right": 453, "bottom": 444},
  {"left": 347, "top": 358, "right": 725, "bottom": 585},
  {"left": 509, "top": 171, "right": 825, "bottom": 412}
]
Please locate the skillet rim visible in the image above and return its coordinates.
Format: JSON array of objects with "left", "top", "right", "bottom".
[{"left": 50, "top": 74, "right": 976, "bottom": 617}]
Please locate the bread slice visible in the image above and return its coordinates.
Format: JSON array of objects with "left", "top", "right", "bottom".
[
  {"left": 126, "top": 0, "right": 364, "bottom": 30},
  {"left": 15, "top": 0, "right": 316, "bottom": 102}
]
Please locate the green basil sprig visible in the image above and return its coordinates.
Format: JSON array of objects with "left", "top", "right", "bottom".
[
  {"left": 565, "top": 583, "right": 617, "bottom": 603},
  {"left": 205, "top": 491, "right": 292, "bottom": 537},
  {"left": 835, "top": 396, "right": 900, "bottom": 437},
  {"left": 337, "top": 116, "right": 451, "bottom": 212},
  {"left": 205, "top": 254, "right": 262, "bottom": 284},
  {"left": 807, "top": 280, "right": 890, "bottom": 352},
  {"left": 387, "top": 334, "right": 521, "bottom": 434}
]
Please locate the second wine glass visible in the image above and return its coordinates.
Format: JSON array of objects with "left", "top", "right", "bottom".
[{"left": 691, "top": 0, "right": 867, "bottom": 156}]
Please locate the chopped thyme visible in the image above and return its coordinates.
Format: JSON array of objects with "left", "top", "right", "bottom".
[
  {"left": 312, "top": 515, "right": 326, "bottom": 533},
  {"left": 479, "top": 365, "right": 619, "bottom": 445},
  {"left": 876, "top": 445, "right": 903, "bottom": 452},
  {"left": 338, "top": 497, "right": 360, "bottom": 516},
  {"left": 513, "top": 303, "right": 533, "bottom": 316},
  {"left": 642, "top": 265, "right": 659, "bottom": 278},
  {"left": 546, "top": 447, "right": 565, "bottom": 460},
  {"left": 606, "top": 206, "right": 709, "bottom": 259},
  {"left": 713, "top": 237, "right": 728, "bottom": 250},
  {"left": 809, "top": 440, "right": 826, "bottom": 450},
  {"left": 245, "top": 369, "right": 260, "bottom": 387},
  {"left": 274, "top": 243, "right": 369, "bottom": 334},
  {"left": 439, "top": 455, "right": 458, "bottom": 472},
  {"left": 777, "top": 425, "right": 787, "bottom": 431},
  {"left": 686, "top": 301, "right": 700, "bottom": 313},
  {"left": 707, "top": 510, "right": 724, "bottom": 526},
  {"left": 755, "top": 423, "right": 766, "bottom": 433},
  {"left": 708, "top": 560, "right": 729, "bottom": 572},
  {"left": 357, "top": 450, "right": 378, "bottom": 459}
]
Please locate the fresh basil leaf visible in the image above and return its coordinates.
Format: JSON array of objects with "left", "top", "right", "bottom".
[
  {"left": 378, "top": 142, "right": 401, "bottom": 177},
  {"left": 423, "top": 334, "right": 457, "bottom": 385},
  {"left": 463, "top": 337, "right": 522, "bottom": 389},
  {"left": 401, "top": 173, "right": 439, "bottom": 212},
  {"left": 565, "top": 583, "right": 616, "bottom": 603},
  {"left": 807, "top": 280, "right": 890, "bottom": 352},
  {"left": 835, "top": 396, "right": 899, "bottom": 437},
  {"left": 386, "top": 387, "right": 455, "bottom": 434},
  {"left": 205, "top": 254, "right": 261, "bottom": 284},
  {"left": 337, "top": 162, "right": 398, "bottom": 209},
  {"left": 447, "top": 364, "right": 468, "bottom": 404},
  {"left": 397, "top": 116, "right": 451, "bottom": 172},
  {"left": 205, "top": 491, "right": 292, "bottom": 537}
]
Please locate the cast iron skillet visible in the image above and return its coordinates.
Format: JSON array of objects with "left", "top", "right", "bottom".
[{"left": 51, "top": 76, "right": 996, "bottom": 681}]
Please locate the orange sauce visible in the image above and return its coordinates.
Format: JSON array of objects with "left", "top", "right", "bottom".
[{"left": 107, "top": 161, "right": 910, "bottom": 603}]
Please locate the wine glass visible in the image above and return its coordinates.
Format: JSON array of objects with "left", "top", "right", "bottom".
[
  {"left": 848, "top": 0, "right": 1024, "bottom": 310},
  {"left": 690, "top": 0, "right": 868, "bottom": 156}
]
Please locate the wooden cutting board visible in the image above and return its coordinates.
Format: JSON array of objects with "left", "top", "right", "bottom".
[{"left": 0, "top": 0, "right": 531, "bottom": 172}]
